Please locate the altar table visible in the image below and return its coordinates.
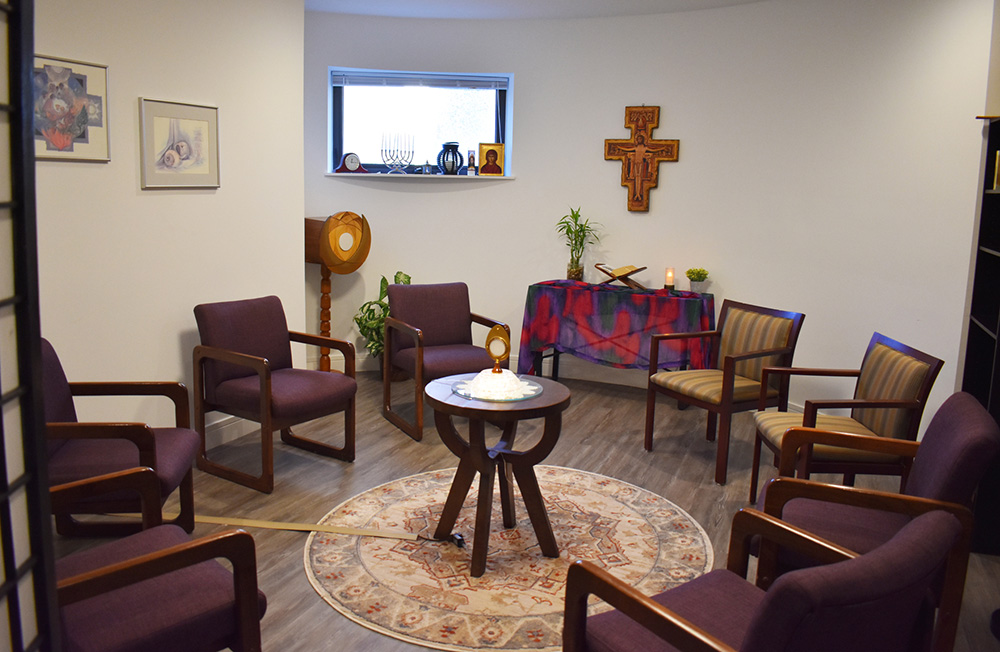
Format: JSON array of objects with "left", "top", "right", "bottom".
[{"left": 516, "top": 279, "right": 715, "bottom": 376}]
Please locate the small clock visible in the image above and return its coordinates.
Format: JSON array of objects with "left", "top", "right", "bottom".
[{"left": 335, "top": 152, "right": 368, "bottom": 173}]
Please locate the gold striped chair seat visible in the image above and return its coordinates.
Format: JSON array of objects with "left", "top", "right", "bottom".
[
  {"left": 651, "top": 369, "right": 779, "bottom": 405},
  {"left": 754, "top": 412, "right": 899, "bottom": 463}
]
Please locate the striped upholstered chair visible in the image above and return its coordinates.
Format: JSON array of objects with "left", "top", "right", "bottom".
[
  {"left": 748, "top": 332, "right": 943, "bottom": 502},
  {"left": 644, "top": 300, "right": 805, "bottom": 485}
]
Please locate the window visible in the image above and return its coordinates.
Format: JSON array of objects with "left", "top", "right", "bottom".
[{"left": 329, "top": 67, "right": 513, "bottom": 173}]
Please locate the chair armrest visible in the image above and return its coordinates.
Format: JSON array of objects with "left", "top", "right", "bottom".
[
  {"left": 70, "top": 381, "right": 191, "bottom": 428},
  {"left": 50, "top": 467, "right": 162, "bottom": 529},
  {"left": 471, "top": 313, "right": 509, "bottom": 337},
  {"left": 289, "top": 330, "right": 356, "bottom": 377},
  {"left": 757, "top": 367, "right": 861, "bottom": 411},
  {"left": 802, "top": 398, "right": 921, "bottom": 427},
  {"left": 384, "top": 315, "right": 422, "bottom": 348},
  {"left": 777, "top": 427, "right": 920, "bottom": 477},
  {"left": 760, "top": 367, "right": 861, "bottom": 380},
  {"left": 57, "top": 528, "right": 262, "bottom": 651},
  {"left": 193, "top": 345, "right": 271, "bottom": 417},
  {"left": 761, "top": 477, "right": 972, "bottom": 524},
  {"left": 563, "top": 559, "right": 735, "bottom": 652},
  {"left": 726, "top": 507, "right": 856, "bottom": 585},
  {"left": 718, "top": 346, "right": 793, "bottom": 402},
  {"left": 47, "top": 422, "right": 157, "bottom": 468},
  {"left": 723, "top": 346, "right": 793, "bottom": 365},
  {"left": 648, "top": 330, "right": 720, "bottom": 374},
  {"left": 651, "top": 329, "right": 719, "bottom": 342},
  {"left": 194, "top": 344, "right": 269, "bottom": 375}
]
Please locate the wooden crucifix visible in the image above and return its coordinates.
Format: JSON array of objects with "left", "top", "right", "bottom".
[{"left": 604, "top": 106, "right": 679, "bottom": 212}]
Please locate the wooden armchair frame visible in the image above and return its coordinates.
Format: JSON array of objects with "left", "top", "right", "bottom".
[
  {"left": 194, "top": 330, "right": 355, "bottom": 494},
  {"left": 53, "top": 468, "right": 263, "bottom": 652},
  {"left": 749, "top": 333, "right": 943, "bottom": 502},
  {"left": 564, "top": 508, "right": 857, "bottom": 652},
  {"left": 760, "top": 425, "right": 975, "bottom": 652},
  {"left": 645, "top": 300, "right": 805, "bottom": 484},
  {"left": 48, "top": 379, "right": 195, "bottom": 536},
  {"left": 383, "top": 312, "right": 508, "bottom": 441}
]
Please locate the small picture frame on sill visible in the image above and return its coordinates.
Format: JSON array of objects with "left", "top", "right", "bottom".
[
  {"left": 478, "top": 143, "right": 504, "bottom": 176},
  {"left": 139, "top": 98, "right": 220, "bottom": 189}
]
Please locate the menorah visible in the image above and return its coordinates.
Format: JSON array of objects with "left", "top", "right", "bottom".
[{"left": 381, "top": 133, "right": 414, "bottom": 174}]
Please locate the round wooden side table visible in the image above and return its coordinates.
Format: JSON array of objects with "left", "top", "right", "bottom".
[{"left": 424, "top": 373, "right": 572, "bottom": 577}]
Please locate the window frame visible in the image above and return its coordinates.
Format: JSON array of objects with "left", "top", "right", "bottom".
[{"left": 328, "top": 67, "right": 513, "bottom": 174}]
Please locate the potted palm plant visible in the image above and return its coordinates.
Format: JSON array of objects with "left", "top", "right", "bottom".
[
  {"left": 354, "top": 271, "right": 411, "bottom": 366},
  {"left": 556, "top": 207, "right": 601, "bottom": 281}
]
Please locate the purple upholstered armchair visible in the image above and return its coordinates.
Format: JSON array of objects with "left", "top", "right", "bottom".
[
  {"left": 564, "top": 508, "right": 962, "bottom": 652},
  {"left": 193, "top": 295, "right": 357, "bottom": 493},
  {"left": 383, "top": 282, "right": 508, "bottom": 441},
  {"left": 43, "top": 337, "right": 199, "bottom": 536},
  {"left": 54, "top": 467, "right": 266, "bottom": 652},
  {"left": 756, "top": 391, "right": 1000, "bottom": 652}
]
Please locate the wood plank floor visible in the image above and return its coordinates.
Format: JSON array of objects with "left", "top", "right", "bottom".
[{"left": 54, "top": 372, "right": 1000, "bottom": 651}]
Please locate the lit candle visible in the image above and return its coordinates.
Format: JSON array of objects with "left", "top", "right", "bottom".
[{"left": 665, "top": 268, "right": 674, "bottom": 286}]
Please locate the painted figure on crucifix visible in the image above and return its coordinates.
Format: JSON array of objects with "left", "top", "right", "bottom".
[{"left": 604, "top": 106, "right": 679, "bottom": 212}]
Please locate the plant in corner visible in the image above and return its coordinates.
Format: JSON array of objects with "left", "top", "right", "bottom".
[
  {"left": 354, "top": 271, "right": 411, "bottom": 361},
  {"left": 556, "top": 206, "right": 602, "bottom": 281}
]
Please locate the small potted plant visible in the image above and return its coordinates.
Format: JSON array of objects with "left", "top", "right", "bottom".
[
  {"left": 686, "top": 268, "right": 710, "bottom": 293},
  {"left": 556, "top": 206, "right": 602, "bottom": 281},
  {"left": 354, "top": 271, "right": 411, "bottom": 367}
]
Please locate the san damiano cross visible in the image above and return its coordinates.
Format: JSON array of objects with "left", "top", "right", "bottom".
[{"left": 604, "top": 106, "right": 679, "bottom": 212}]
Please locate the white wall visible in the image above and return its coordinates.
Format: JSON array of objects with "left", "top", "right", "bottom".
[
  {"left": 305, "top": 0, "right": 993, "bottom": 418},
  {"left": 35, "top": 0, "right": 305, "bottom": 423}
]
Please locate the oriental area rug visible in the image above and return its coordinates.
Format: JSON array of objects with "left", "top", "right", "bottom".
[{"left": 304, "top": 465, "right": 713, "bottom": 652}]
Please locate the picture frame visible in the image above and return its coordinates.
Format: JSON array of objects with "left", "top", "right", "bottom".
[
  {"left": 139, "top": 98, "right": 219, "bottom": 189},
  {"left": 33, "top": 55, "right": 110, "bottom": 162},
  {"left": 994, "top": 150, "right": 1000, "bottom": 191},
  {"left": 478, "top": 142, "right": 504, "bottom": 176}
]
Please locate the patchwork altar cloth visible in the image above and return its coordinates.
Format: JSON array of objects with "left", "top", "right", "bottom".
[{"left": 516, "top": 280, "right": 715, "bottom": 374}]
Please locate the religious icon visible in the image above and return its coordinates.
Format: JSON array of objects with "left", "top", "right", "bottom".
[
  {"left": 604, "top": 106, "right": 679, "bottom": 212},
  {"left": 478, "top": 142, "right": 504, "bottom": 176}
]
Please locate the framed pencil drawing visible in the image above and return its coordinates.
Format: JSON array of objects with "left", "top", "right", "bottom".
[
  {"left": 33, "top": 55, "right": 110, "bottom": 161},
  {"left": 139, "top": 98, "right": 219, "bottom": 189}
]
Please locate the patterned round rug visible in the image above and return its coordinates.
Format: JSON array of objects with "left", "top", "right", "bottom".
[{"left": 304, "top": 465, "right": 713, "bottom": 652}]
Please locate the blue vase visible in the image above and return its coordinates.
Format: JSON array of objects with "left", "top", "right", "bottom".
[{"left": 437, "top": 142, "right": 464, "bottom": 175}]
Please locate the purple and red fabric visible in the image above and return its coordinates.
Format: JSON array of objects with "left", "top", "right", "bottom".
[{"left": 516, "top": 280, "right": 715, "bottom": 374}]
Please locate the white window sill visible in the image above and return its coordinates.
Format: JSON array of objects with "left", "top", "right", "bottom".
[{"left": 325, "top": 172, "right": 515, "bottom": 182}]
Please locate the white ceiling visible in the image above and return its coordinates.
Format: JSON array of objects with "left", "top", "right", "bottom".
[{"left": 303, "top": 0, "right": 764, "bottom": 21}]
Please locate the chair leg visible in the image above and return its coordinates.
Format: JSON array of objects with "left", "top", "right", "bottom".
[
  {"left": 383, "top": 371, "right": 423, "bottom": 441},
  {"left": 197, "top": 421, "right": 275, "bottom": 494},
  {"left": 749, "top": 434, "right": 763, "bottom": 504},
  {"left": 412, "top": 373, "right": 425, "bottom": 441},
  {"left": 706, "top": 412, "right": 717, "bottom": 442},
  {"left": 280, "top": 399, "right": 356, "bottom": 462},
  {"left": 383, "top": 380, "right": 423, "bottom": 441},
  {"left": 644, "top": 385, "right": 657, "bottom": 451},
  {"left": 714, "top": 412, "right": 731, "bottom": 485},
  {"left": 166, "top": 469, "right": 196, "bottom": 533}
]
